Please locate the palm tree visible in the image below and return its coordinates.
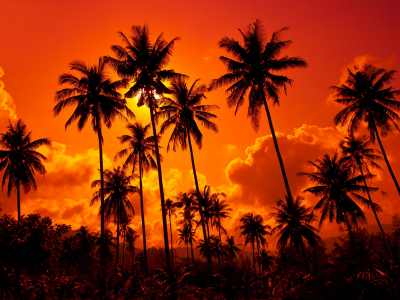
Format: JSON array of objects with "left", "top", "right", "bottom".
[
  {"left": 224, "top": 236, "right": 243, "bottom": 263},
  {"left": 106, "top": 25, "right": 187, "bottom": 277},
  {"left": 119, "top": 214, "right": 134, "bottom": 264},
  {"left": 270, "top": 195, "right": 321, "bottom": 254},
  {"left": 177, "top": 222, "right": 196, "bottom": 264},
  {"left": 298, "top": 152, "right": 380, "bottom": 245},
  {"left": 0, "top": 120, "right": 51, "bottom": 220},
  {"left": 54, "top": 57, "right": 134, "bottom": 266},
  {"left": 159, "top": 79, "right": 218, "bottom": 267},
  {"left": 210, "top": 20, "right": 308, "bottom": 269},
  {"left": 164, "top": 198, "right": 182, "bottom": 269},
  {"left": 91, "top": 167, "right": 138, "bottom": 264},
  {"left": 115, "top": 122, "right": 158, "bottom": 274},
  {"left": 333, "top": 64, "right": 400, "bottom": 196},
  {"left": 256, "top": 249, "right": 274, "bottom": 273},
  {"left": 125, "top": 228, "right": 140, "bottom": 266},
  {"left": 339, "top": 135, "right": 392, "bottom": 259},
  {"left": 96, "top": 229, "right": 116, "bottom": 267},
  {"left": 75, "top": 226, "right": 97, "bottom": 257},
  {"left": 238, "top": 213, "right": 271, "bottom": 271}
]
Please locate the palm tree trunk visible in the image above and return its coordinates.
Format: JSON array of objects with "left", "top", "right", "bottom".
[
  {"left": 187, "top": 244, "right": 189, "bottom": 263},
  {"left": 189, "top": 222, "right": 195, "bottom": 264},
  {"left": 138, "top": 156, "right": 148, "bottom": 276},
  {"left": 186, "top": 125, "right": 212, "bottom": 267},
  {"left": 116, "top": 201, "right": 120, "bottom": 265},
  {"left": 206, "top": 218, "right": 211, "bottom": 242},
  {"left": 17, "top": 180, "right": 21, "bottom": 221},
  {"left": 344, "top": 213, "right": 354, "bottom": 247},
  {"left": 218, "top": 222, "right": 223, "bottom": 268},
  {"left": 148, "top": 97, "right": 172, "bottom": 279},
  {"left": 373, "top": 122, "right": 400, "bottom": 196},
  {"left": 257, "top": 241, "right": 261, "bottom": 275},
  {"left": 169, "top": 211, "right": 174, "bottom": 270},
  {"left": 261, "top": 96, "right": 309, "bottom": 271},
  {"left": 252, "top": 241, "right": 255, "bottom": 271},
  {"left": 359, "top": 164, "right": 393, "bottom": 259},
  {"left": 96, "top": 125, "right": 106, "bottom": 269},
  {"left": 123, "top": 230, "right": 125, "bottom": 265}
]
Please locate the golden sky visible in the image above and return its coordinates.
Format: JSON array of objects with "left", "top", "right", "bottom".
[{"left": 1, "top": 0, "right": 400, "bottom": 249}]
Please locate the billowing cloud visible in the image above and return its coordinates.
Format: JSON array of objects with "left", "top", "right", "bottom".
[{"left": 0, "top": 67, "right": 17, "bottom": 128}]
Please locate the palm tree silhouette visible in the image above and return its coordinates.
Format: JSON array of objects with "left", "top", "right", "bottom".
[
  {"left": 119, "top": 214, "right": 134, "bottom": 264},
  {"left": 299, "top": 152, "right": 380, "bottom": 245},
  {"left": 106, "top": 25, "right": 187, "bottom": 277},
  {"left": 177, "top": 222, "right": 196, "bottom": 264},
  {"left": 238, "top": 212, "right": 271, "bottom": 271},
  {"left": 115, "top": 122, "right": 158, "bottom": 274},
  {"left": 159, "top": 79, "right": 218, "bottom": 267},
  {"left": 210, "top": 19, "right": 308, "bottom": 269},
  {"left": 54, "top": 57, "right": 134, "bottom": 266},
  {"left": 224, "top": 236, "right": 243, "bottom": 263},
  {"left": 333, "top": 64, "right": 400, "bottom": 196},
  {"left": 0, "top": 119, "right": 51, "bottom": 220},
  {"left": 339, "top": 135, "right": 392, "bottom": 259},
  {"left": 91, "top": 167, "right": 138, "bottom": 264},
  {"left": 270, "top": 195, "right": 321, "bottom": 254},
  {"left": 96, "top": 229, "right": 116, "bottom": 267},
  {"left": 256, "top": 249, "right": 274, "bottom": 273},
  {"left": 125, "top": 227, "right": 140, "bottom": 266},
  {"left": 75, "top": 226, "right": 97, "bottom": 257},
  {"left": 164, "top": 198, "right": 182, "bottom": 269}
]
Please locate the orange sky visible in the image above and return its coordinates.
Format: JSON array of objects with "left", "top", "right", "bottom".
[{"left": 1, "top": 0, "right": 400, "bottom": 250}]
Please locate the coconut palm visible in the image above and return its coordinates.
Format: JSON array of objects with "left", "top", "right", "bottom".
[
  {"left": 106, "top": 25, "right": 187, "bottom": 276},
  {"left": 238, "top": 213, "right": 271, "bottom": 271},
  {"left": 177, "top": 222, "right": 196, "bottom": 264},
  {"left": 210, "top": 19, "right": 308, "bottom": 269},
  {"left": 339, "top": 135, "right": 392, "bottom": 259},
  {"left": 178, "top": 210, "right": 197, "bottom": 264},
  {"left": 115, "top": 122, "right": 158, "bottom": 274},
  {"left": 96, "top": 229, "right": 116, "bottom": 267},
  {"left": 0, "top": 120, "right": 51, "bottom": 220},
  {"left": 256, "top": 249, "right": 274, "bottom": 273},
  {"left": 75, "top": 226, "right": 97, "bottom": 257},
  {"left": 299, "top": 152, "right": 381, "bottom": 245},
  {"left": 125, "top": 228, "right": 140, "bottom": 266},
  {"left": 270, "top": 195, "right": 321, "bottom": 254},
  {"left": 164, "top": 198, "right": 182, "bottom": 269},
  {"left": 224, "top": 236, "right": 243, "bottom": 263},
  {"left": 119, "top": 214, "right": 134, "bottom": 264},
  {"left": 159, "top": 79, "right": 218, "bottom": 266},
  {"left": 54, "top": 57, "right": 134, "bottom": 266},
  {"left": 333, "top": 64, "right": 400, "bottom": 196},
  {"left": 91, "top": 167, "right": 138, "bottom": 264}
]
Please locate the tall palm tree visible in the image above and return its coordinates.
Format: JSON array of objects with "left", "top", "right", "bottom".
[
  {"left": 339, "top": 135, "right": 392, "bottom": 259},
  {"left": 333, "top": 64, "right": 400, "bottom": 196},
  {"left": 119, "top": 214, "right": 134, "bottom": 264},
  {"left": 238, "top": 213, "right": 271, "bottom": 271},
  {"left": 270, "top": 195, "right": 321, "bottom": 254},
  {"left": 164, "top": 198, "right": 182, "bottom": 269},
  {"left": 177, "top": 222, "right": 196, "bottom": 264},
  {"left": 210, "top": 20, "right": 308, "bottom": 269},
  {"left": 91, "top": 167, "right": 138, "bottom": 264},
  {"left": 159, "top": 79, "right": 218, "bottom": 266},
  {"left": 115, "top": 122, "right": 158, "bottom": 274},
  {"left": 106, "top": 25, "right": 187, "bottom": 277},
  {"left": 0, "top": 120, "right": 51, "bottom": 220},
  {"left": 298, "top": 152, "right": 380, "bottom": 245},
  {"left": 54, "top": 57, "right": 134, "bottom": 266},
  {"left": 125, "top": 228, "right": 140, "bottom": 266}
]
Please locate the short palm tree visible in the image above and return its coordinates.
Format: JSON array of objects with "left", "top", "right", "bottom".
[
  {"left": 159, "top": 79, "right": 219, "bottom": 267},
  {"left": 119, "top": 214, "right": 134, "bottom": 264},
  {"left": 125, "top": 228, "right": 140, "bottom": 266},
  {"left": 178, "top": 210, "right": 197, "bottom": 264},
  {"left": 339, "top": 135, "right": 392, "bottom": 259},
  {"left": 238, "top": 213, "right": 271, "bottom": 271},
  {"left": 256, "top": 249, "right": 274, "bottom": 273},
  {"left": 164, "top": 198, "right": 182, "bottom": 269},
  {"left": 270, "top": 195, "right": 321, "bottom": 255},
  {"left": 210, "top": 20, "right": 308, "bottom": 268},
  {"left": 54, "top": 57, "right": 134, "bottom": 266},
  {"left": 96, "top": 229, "right": 116, "bottom": 267},
  {"left": 0, "top": 120, "right": 51, "bottom": 220},
  {"left": 91, "top": 167, "right": 138, "bottom": 264},
  {"left": 115, "top": 122, "right": 158, "bottom": 274},
  {"left": 75, "top": 226, "right": 97, "bottom": 257},
  {"left": 298, "top": 152, "right": 380, "bottom": 244},
  {"left": 106, "top": 25, "right": 187, "bottom": 277},
  {"left": 177, "top": 222, "right": 196, "bottom": 264},
  {"left": 333, "top": 64, "right": 400, "bottom": 196},
  {"left": 224, "top": 236, "right": 243, "bottom": 263},
  {"left": 210, "top": 196, "right": 231, "bottom": 266}
]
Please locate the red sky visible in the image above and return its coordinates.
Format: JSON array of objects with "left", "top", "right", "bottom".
[{"left": 1, "top": 0, "right": 400, "bottom": 249}]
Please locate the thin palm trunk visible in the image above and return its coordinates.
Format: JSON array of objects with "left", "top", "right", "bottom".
[
  {"left": 252, "top": 241, "right": 255, "bottom": 271},
  {"left": 359, "top": 165, "right": 393, "bottom": 259},
  {"left": 169, "top": 211, "right": 174, "bottom": 270},
  {"left": 186, "top": 244, "right": 189, "bottom": 263},
  {"left": 97, "top": 126, "right": 106, "bottom": 268},
  {"left": 186, "top": 125, "right": 212, "bottom": 267},
  {"left": 257, "top": 240, "right": 261, "bottom": 275},
  {"left": 148, "top": 96, "right": 172, "bottom": 278},
  {"left": 344, "top": 213, "right": 354, "bottom": 247},
  {"left": 116, "top": 200, "right": 120, "bottom": 265},
  {"left": 17, "top": 180, "right": 20, "bottom": 221},
  {"left": 373, "top": 122, "right": 400, "bottom": 196},
  {"left": 218, "top": 222, "right": 223, "bottom": 268},
  {"left": 122, "top": 230, "right": 125, "bottom": 264},
  {"left": 261, "top": 96, "right": 309, "bottom": 271},
  {"left": 138, "top": 156, "right": 148, "bottom": 276},
  {"left": 206, "top": 218, "right": 210, "bottom": 241}
]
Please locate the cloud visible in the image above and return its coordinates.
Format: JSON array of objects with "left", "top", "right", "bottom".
[{"left": 0, "top": 67, "right": 18, "bottom": 128}]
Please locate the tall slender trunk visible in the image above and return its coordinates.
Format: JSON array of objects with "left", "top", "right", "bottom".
[
  {"left": 169, "top": 211, "right": 174, "bottom": 270},
  {"left": 187, "top": 244, "right": 189, "bottom": 263},
  {"left": 252, "top": 241, "right": 255, "bottom": 271},
  {"left": 261, "top": 96, "right": 309, "bottom": 271},
  {"left": 344, "top": 213, "right": 354, "bottom": 247},
  {"left": 257, "top": 240, "right": 261, "bottom": 275},
  {"left": 206, "top": 218, "right": 210, "bottom": 242},
  {"left": 218, "top": 222, "right": 223, "bottom": 268},
  {"left": 373, "top": 122, "right": 400, "bottom": 196},
  {"left": 186, "top": 125, "right": 212, "bottom": 267},
  {"left": 123, "top": 230, "right": 125, "bottom": 264},
  {"left": 359, "top": 164, "right": 393, "bottom": 259},
  {"left": 189, "top": 221, "right": 195, "bottom": 264},
  {"left": 138, "top": 157, "right": 148, "bottom": 276},
  {"left": 148, "top": 97, "right": 172, "bottom": 279},
  {"left": 97, "top": 125, "right": 106, "bottom": 268},
  {"left": 17, "top": 180, "right": 21, "bottom": 221},
  {"left": 15, "top": 180, "right": 21, "bottom": 299},
  {"left": 116, "top": 200, "right": 120, "bottom": 265}
]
